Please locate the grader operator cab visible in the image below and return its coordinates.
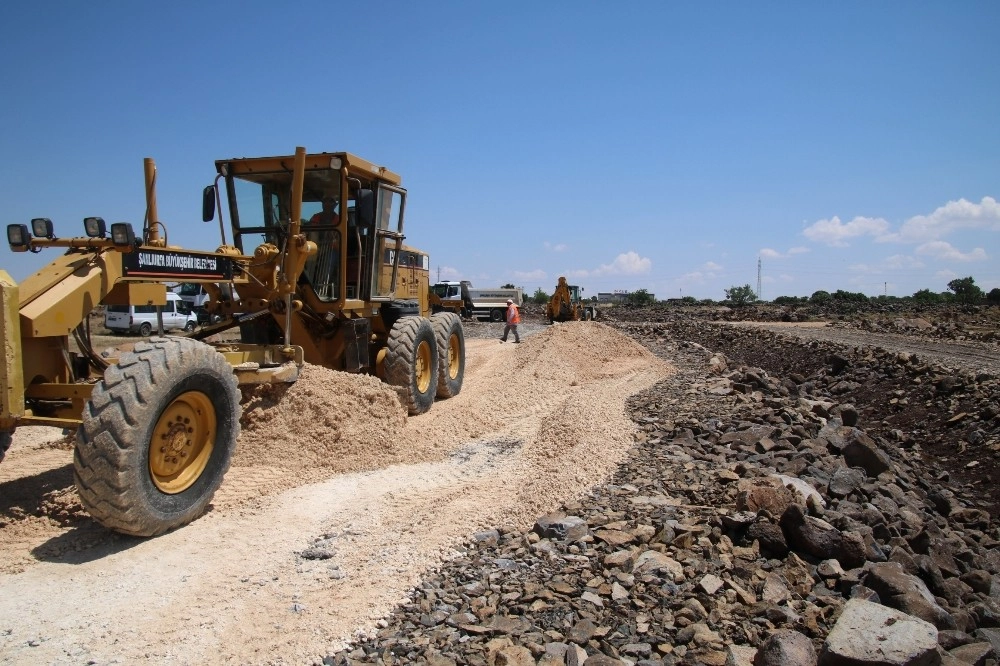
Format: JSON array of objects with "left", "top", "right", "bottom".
[
  {"left": 0, "top": 147, "right": 465, "bottom": 537},
  {"left": 547, "top": 276, "right": 598, "bottom": 323}
]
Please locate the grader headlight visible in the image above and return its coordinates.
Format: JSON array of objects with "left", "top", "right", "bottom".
[
  {"left": 7, "top": 223, "right": 30, "bottom": 251},
  {"left": 84, "top": 217, "right": 107, "bottom": 238},
  {"left": 110, "top": 222, "right": 136, "bottom": 247},
  {"left": 31, "top": 218, "right": 54, "bottom": 239}
]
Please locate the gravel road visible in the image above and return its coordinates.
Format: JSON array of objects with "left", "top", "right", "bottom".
[{"left": 727, "top": 321, "right": 999, "bottom": 376}]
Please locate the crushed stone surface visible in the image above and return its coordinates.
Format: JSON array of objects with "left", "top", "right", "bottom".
[{"left": 0, "top": 321, "right": 671, "bottom": 665}]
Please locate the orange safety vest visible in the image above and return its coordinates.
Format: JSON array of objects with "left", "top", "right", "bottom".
[{"left": 507, "top": 304, "right": 520, "bottom": 324}]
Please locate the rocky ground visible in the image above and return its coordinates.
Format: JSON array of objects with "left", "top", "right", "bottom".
[{"left": 326, "top": 307, "right": 1000, "bottom": 666}]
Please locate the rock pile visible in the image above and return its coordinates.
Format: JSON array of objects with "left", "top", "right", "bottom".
[{"left": 325, "top": 323, "right": 999, "bottom": 666}]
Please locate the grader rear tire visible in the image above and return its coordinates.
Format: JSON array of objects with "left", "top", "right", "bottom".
[
  {"left": 73, "top": 337, "right": 240, "bottom": 536},
  {"left": 385, "top": 316, "right": 438, "bottom": 415},
  {"left": 430, "top": 312, "right": 464, "bottom": 399}
]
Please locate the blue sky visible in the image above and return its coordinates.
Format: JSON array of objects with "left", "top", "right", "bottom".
[{"left": 1, "top": 2, "right": 997, "bottom": 301}]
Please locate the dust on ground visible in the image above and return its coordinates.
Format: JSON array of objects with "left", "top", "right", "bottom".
[{"left": 0, "top": 322, "right": 671, "bottom": 665}]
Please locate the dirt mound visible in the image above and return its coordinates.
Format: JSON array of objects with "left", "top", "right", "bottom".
[{"left": 236, "top": 364, "right": 407, "bottom": 474}]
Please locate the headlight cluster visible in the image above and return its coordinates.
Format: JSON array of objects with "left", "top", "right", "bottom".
[{"left": 6, "top": 218, "right": 137, "bottom": 251}]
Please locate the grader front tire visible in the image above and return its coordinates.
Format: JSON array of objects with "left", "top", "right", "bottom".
[
  {"left": 385, "top": 316, "right": 438, "bottom": 415},
  {"left": 431, "top": 312, "right": 465, "bottom": 399},
  {"left": 73, "top": 337, "right": 240, "bottom": 537},
  {"left": 0, "top": 431, "right": 11, "bottom": 463}
]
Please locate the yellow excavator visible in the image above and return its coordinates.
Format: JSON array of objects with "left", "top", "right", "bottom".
[
  {"left": 546, "top": 276, "right": 598, "bottom": 323},
  {"left": 0, "top": 147, "right": 465, "bottom": 536}
]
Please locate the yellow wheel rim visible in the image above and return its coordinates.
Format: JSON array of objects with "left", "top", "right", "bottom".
[
  {"left": 447, "top": 332, "right": 460, "bottom": 380},
  {"left": 416, "top": 340, "right": 433, "bottom": 393},
  {"left": 149, "top": 390, "right": 216, "bottom": 494}
]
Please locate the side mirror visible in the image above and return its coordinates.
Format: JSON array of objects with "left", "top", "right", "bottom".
[
  {"left": 356, "top": 189, "right": 374, "bottom": 228},
  {"left": 202, "top": 185, "right": 216, "bottom": 222}
]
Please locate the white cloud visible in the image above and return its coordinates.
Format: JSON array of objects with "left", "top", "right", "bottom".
[
  {"left": 436, "top": 266, "right": 463, "bottom": 280},
  {"left": 884, "top": 254, "right": 925, "bottom": 269},
  {"left": 914, "top": 241, "right": 988, "bottom": 262},
  {"left": 543, "top": 241, "right": 568, "bottom": 252},
  {"left": 760, "top": 247, "right": 809, "bottom": 259},
  {"left": 882, "top": 196, "right": 1000, "bottom": 243},
  {"left": 512, "top": 269, "right": 547, "bottom": 281},
  {"left": 703, "top": 261, "right": 723, "bottom": 272},
  {"left": 802, "top": 215, "right": 891, "bottom": 247},
  {"left": 593, "top": 251, "right": 652, "bottom": 276}
]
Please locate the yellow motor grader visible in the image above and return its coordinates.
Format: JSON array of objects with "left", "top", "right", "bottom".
[{"left": 0, "top": 147, "right": 465, "bottom": 536}]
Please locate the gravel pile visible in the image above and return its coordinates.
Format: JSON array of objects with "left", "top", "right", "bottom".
[{"left": 325, "top": 320, "right": 999, "bottom": 666}]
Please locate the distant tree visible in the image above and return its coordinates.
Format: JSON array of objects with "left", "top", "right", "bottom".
[
  {"left": 724, "top": 284, "right": 757, "bottom": 307},
  {"left": 532, "top": 288, "right": 549, "bottom": 304},
  {"left": 947, "top": 276, "right": 984, "bottom": 305},
  {"left": 681, "top": 296, "right": 697, "bottom": 305},
  {"left": 699, "top": 298, "right": 716, "bottom": 306},
  {"left": 832, "top": 289, "right": 869, "bottom": 303},
  {"left": 626, "top": 289, "right": 656, "bottom": 306},
  {"left": 809, "top": 290, "right": 832, "bottom": 305},
  {"left": 501, "top": 283, "right": 516, "bottom": 289},
  {"left": 986, "top": 288, "right": 1000, "bottom": 305},
  {"left": 912, "top": 288, "right": 941, "bottom": 304},
  {"left": 773, "top": 295, "right": 806, "bottom": 306}
]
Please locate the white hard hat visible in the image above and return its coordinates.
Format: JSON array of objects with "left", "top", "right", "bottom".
[{"left": 506, "top": 299, "right": 513, "bottom": 304}]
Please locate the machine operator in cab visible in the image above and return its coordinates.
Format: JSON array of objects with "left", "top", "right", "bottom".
[{"left": 304, "top": 189, "right": 341, "bottom": 300}]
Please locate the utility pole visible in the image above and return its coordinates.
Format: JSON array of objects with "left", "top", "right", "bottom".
[
  {"left": 756, "top": 257, "right": 762, "bottom": 300},
  {"left": 884, "top": 281, "right": 887, "bottom": 297}
]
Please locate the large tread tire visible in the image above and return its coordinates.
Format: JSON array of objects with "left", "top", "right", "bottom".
[
  {"left": 385, "top": 316, "right": 438, "bottom": 415},
  {"left": 430, "top": 312, "right": 465, "bottom": 399},
  {"left": 73, "top": 337, "right": 240, "bottom": 536},
  {"left": 490, "top": 309, "right": 504, "bottom": 323},
  {"left": 0, "top": 431, "right": 11, "bottom": 464}
]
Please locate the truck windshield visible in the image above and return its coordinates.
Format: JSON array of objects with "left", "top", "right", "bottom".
[{"left": 178, "top": 283, "right": 203, "bottom": 296}]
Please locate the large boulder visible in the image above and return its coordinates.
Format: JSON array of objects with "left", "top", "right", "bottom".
[
  {"left": 864, "top": 562, "right": 957, "bottom": 630},
  {"left": 819, "top": 598, "right": 939, "bottom": 666}
]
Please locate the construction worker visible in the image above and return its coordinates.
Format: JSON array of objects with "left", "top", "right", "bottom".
[{"left": 500, "top": 298, "right": 521, "bottom": 343}]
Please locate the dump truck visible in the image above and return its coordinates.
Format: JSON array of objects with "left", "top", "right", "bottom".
[
  {"left": 0, "top": 147, "right": 465, "bottom": 537},
  {"left": 547, "top": 276, "right": 598, "bottom": 322},
  {"left": 430, "top": 281, "right": 523, "bottom": 321}
]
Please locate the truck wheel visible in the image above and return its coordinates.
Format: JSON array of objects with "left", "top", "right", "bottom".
[
  {"left": 184, "top": 321, "right": 196, "bottom": 332},
  {"left": 490, "top": 309, "right": 504, "bottom": 322},
  {"left": 430, "top": 312, "right": 464, "bottom": 399},
  {"left": 73, "top": 337, "right": 240, "bottom": 536},
  {"left": 0, "top": 431, "right": 11, "bottom": 463},
  {"left": 139, "top": 322, "right": 153, "bottom": 337},
  {"left": 385, "top": 316, "right": 438, "bottom": 415}
]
